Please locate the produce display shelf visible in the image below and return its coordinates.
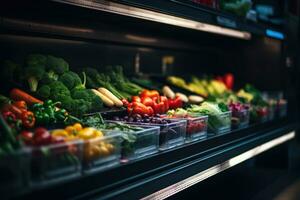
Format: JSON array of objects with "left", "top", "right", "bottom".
[
  {"left": 15, "top": 119, "right": 296, "bottom": 200},
  {"left": 52, "top": 0, "right": 284, "bottom": 40}
]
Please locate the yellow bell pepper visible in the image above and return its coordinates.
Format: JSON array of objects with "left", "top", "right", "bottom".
[
  {"left": 65, "top": 126, "right": 77, "bottom": 135},
  {"left": 51, "top": 129, "right": 69, "bottom": 137},
  {"left": 94, "top": 130, "right": 104, "bottom": 138},
  {"left": 73, "top": 123, "right": 83, "bottom": 132},
  {"left": 78, "top": 127, "right": 98, "bottom": 140}
]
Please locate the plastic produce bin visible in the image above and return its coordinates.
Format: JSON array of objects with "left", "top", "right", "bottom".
[
  {"left": 158, "top": 119, "right": 187, "bottom": 149},
  {"left": 185, "top": 115, "right": 208, "bottom": 142},
  {"left": 0, "top": 148, "right": 30, "bottom": 198},
  {"left": 208, "top": 111, "right": 232, "bottom": 134},
  {"left": 83, "top": 131, "right": 122, "bottom": 174},
  {"left": 29, "top": 140, "right": 83, "bottom": 187},
  {"left": 104, "top": 121, "right": 160, "bottom": 161},
  {"left": 250, "top": 106, "right": 268, "bottom": 123},
  {"left": 277, "top": 100, "right": 287, "bottom": 118},
  {"left": 268, "top": 103, "right": 276, "bottom": 121},
  {"left": 231, "top": 109, "right": 250, "bottom": 129},
  {"left": 164, "top": 115, "right": 208, "bottom": 142},
  {"left": 108, "top": 119, "right": 186, "bottom": 151}
]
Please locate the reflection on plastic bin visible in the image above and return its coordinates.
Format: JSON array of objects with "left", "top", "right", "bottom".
[
  {"left": 208, "top": 111, "right": 232, "bottom": 134},
  {"left": 0, "top": 148, "right": 30, "bottom": 198},
  {"left": 232, "top": 109, "right": 250, "bottom": 129},
  {"left": 29, "top": 140, "right": 83, "bottom": 187},
  {"left": 82, "top": 131, "right": 122, "bottom": 174}
]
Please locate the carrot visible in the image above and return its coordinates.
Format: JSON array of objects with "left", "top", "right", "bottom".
[{"left": 10, "top": 88, "right": 43, "bottom": 105}]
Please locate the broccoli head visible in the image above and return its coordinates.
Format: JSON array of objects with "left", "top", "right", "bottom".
[
  {"left": 24, "top": 55, "right": 47, "bottom": 92},
  {"left": 46, "top": 55, "right": 69, "bottom": 75},
  {"left": 40, "top": 73, "right": 56, "bottom": 85},
  {"left": 71, "top": 99, "right": 91, "bottom": 117},
  {"left": 58, "top": 94, "right": 91, "bottom": 116},
  {"left": 71, "top": 88, "right": 92, "bottom": 101},
  {"left": 48, "top": 81, "right": 71, "bottom": 101},
  {"left": 58, "top": 95, "right": 74, "bottom": 111},
  {"left": 58, "top": 71, "right": 82, "bottom": 90},
  {"left": 26, "top": 54, "right": 47, "bottom": 69},
  {"left": 71, "top": 88, "right": 104, "bottom": 112},
  {"left": 90, "top": 94, "right": 103, "bottom": 111},
  {"left": 36, "top": 85, "right": 51, "bottom": 99}
]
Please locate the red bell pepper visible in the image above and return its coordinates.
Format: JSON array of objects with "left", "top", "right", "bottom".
[
  {"left": 147, "top": 106, "right": 154, "bottom": 116},
  {"left": 140, "top": 89, "right": 159, "bottom": 99},
  {"left": 223, "top": 73, "right": 234, "bottom": 90},
  {"left": 153, "top": 102, "right": 165, "bottom": 114},
  {"left": 141, "top": 97, "right": 154, "bottom": 107},
  {"left": 21, "top": 111, "right": 35, "bottom": 128},
  {"left": 168, "top": 96, "right": 183, "bottom": 109},
  {"left": 152, "top": 97, "right": 167, "bottom": 114},
  {"left": 131, "top": 96, "right": 141, "bottom": 103},
  {"left": 2, "top": 111, "right": 17, "bottom": 124},
  {"left": 160, "top": 96, "right": 169, "bottom": 111},
  {"left": 2, "top": 111, "right": 22, "bottom": 130},
  {"left": 128, "top": 102, "right": 153, "bottom": 116}
]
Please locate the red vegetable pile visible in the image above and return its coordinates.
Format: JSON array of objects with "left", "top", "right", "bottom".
[{"left": 126, "top": 89, "right": 183, "bottom": 116}]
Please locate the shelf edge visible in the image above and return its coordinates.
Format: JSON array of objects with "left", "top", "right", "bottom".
[{"left": 52, "top": 0, "right": 251, "bottom": 40}]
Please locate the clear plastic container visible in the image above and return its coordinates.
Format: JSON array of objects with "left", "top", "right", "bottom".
[
  {"left": 166, "top": 115, "right": 208, "bottom": 142},
  {"left": 151, "top": 119, "right": 187, "bottom": 150},
  {"left": 0, "top": 148, "right": 30, "bottom": 198},
  {"left": 208, "top": 111, "right": 232, "bottom": 134},
  {"left": 29, "top": 140, "right": 83, "bottom": 187},
  {"left": 108, "top": 119, "right": 186, "bottom": 151},
  {"left": 268, "top": 103, "right": 276, "bottom": 121},
  {"left": 231, "top": 109, "right": 250, "bottom": 129},
  {"left": 82, "top": 131, "right": 122, "bottom": 174},
  {"left": 104, "top": 121, "right": 160, "bottom": 161},
  {"left": 277, "top": 100, "right": 288, "bottom": 118},
  {"left": 250, "top": 106, "right": 269, "bottom": 123}
]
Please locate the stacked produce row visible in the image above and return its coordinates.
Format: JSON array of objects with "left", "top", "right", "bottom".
[{"left": 0, "top": 55, "right": 287, "bottom": 196}]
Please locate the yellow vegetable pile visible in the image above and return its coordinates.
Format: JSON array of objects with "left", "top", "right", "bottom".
[
  {"left": 51, "top": 123, "right": 116, "bottom": 161},
  {"left": 167, "top": 76, "right": 228, "bottom": 97}
]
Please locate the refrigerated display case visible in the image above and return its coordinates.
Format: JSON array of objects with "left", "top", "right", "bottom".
[{"left": 0, "top": 0, "right": 298, "bottom": 200}]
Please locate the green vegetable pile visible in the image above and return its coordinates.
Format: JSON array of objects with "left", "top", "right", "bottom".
[
  {"left": 2, "top": 54, "right": 104, "bottom": 116},
  {"left": 32, "top": 100, "right": 70, "bottom": 125},
  {"left": 23, "top": 54, "right": 103, "bottom": 116},
  {"left": 84, "top": 66, "right": 143, "bottom": 99},
  {"left": 187, "top": 102, "right": 231, "bottom": 133}
]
